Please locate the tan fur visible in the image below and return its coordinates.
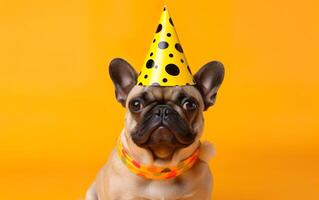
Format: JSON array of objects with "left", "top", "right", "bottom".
[{"left": 86, "top": 86, "right": 214, "bottom": 200}]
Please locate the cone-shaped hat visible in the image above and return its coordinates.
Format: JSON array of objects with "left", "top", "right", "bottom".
[{"left": 137, "top": 6, "right": 195, "bottom": 86}]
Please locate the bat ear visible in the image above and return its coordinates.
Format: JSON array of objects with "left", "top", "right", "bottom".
[
  {"left": 194, "top": 61, "right": 225, "bottom": 110},
  {"left": 109, "top": 58, "right": 137, "bottom": 107}
]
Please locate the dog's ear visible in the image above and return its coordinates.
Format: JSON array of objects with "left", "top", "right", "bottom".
[
  {"left": 109, "top": 58, "right": 138, "bottom": 107},
  {"left": 194, "top": 61, "right": 225, "bottom": 110}
]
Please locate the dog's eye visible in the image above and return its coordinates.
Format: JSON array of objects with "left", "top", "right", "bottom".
[
  {"left": 182, "top": 99, "right": 197, "bottom": 111},
  {"left": 129, "top": 99, "right": 144, "bottom": 112}
]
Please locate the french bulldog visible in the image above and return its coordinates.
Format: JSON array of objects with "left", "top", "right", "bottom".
[{"left": 86, "top": 58, "right": 224, "bottom": 200}]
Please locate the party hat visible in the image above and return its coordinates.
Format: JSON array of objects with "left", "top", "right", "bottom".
[{"left": 137, "top": 6, "right": 195, "bottom": 86}]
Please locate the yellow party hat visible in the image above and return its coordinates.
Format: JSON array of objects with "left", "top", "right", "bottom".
[{"left": 137, "top": 6, "right": 195, "bottom": 86}]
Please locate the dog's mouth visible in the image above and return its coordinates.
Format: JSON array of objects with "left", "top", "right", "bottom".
[
  {"left": 131, "top": 106, "right": 196, "bottom": 160},
  {"left": 145, "top": 126, "right": 181, "bottom": 160}
]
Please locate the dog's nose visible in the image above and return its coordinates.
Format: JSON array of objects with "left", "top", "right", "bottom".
[{"left": 154, "top": 105, "right": 173, "bottom": 119}]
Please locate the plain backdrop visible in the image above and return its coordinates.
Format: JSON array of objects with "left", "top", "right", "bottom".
[{"left": 0, "top": 0, "right": 319, "bottom": 199}]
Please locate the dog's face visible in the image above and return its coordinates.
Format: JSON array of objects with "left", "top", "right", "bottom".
[
  {"left": 124, "top": 86, "right": 204, "bottom": 160},
  {"left": 109, "top": 58, "right": 224, "bottom": 160}
]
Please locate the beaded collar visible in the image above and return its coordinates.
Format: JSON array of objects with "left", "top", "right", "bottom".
[{"left": 117, "top": 139, "right": 200, "bottom": 180}]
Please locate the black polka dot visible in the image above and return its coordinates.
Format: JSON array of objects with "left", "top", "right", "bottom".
[
  {"left": 144, "top": 74, "right": 148, "bottom": 79},
  {"left": 186, "top": 83, "right": 190, "bottom": 86},
  {"left": 150, "top": 52, "right": 153, "bottom": 56},
  {"left": 152, "top": 82, "right": 160, "bottom": 86},
  {"left": 146, "top": 59, "right": 155, "bottom": 68},
  {"left": 169, "top": 53, "right": 173, "bottom": 58},
  {"left": 153, "top": 39, "right": 156, "bottom": 43},
  {"left": 156, "top": 24, "right": 162, "bottom": 33},
  {"left": 138, "top": 82, "right": 142, "bottom": 85},
  {"left": 175, "top": 43, "right": 183, "bottom": 53},
  {"left": 162, "top": 78, "right": 168, "bottom": 83},
  {"left": 158, "top": 41, "right": 169, "bottom": 49},
  {"left": 163, "top": 7, "right": 166, "bottom": 11},
  {"left": 165, "top": 64, "right": 180, "bottom": 76},
  {"left": 169, "top": 18, "right": 174, "bottom": 26},
  {"left": 181, "top": 59, "right": 184, "bottom": 63},
  {"left": 167, "top": 33, "right": 171, "bottom": 37}
]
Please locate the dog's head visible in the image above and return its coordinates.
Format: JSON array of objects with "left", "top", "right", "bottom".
[{"left": 109, "top": 58, "right": 224, "bottom": 160}]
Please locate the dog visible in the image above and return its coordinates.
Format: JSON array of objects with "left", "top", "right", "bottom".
[{"left": 86, "top": 58, "right": 224, "bottom": 200}]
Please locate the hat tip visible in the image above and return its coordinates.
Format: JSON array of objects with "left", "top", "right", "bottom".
[{"left": 163, "top": 5, "right": 167, "bottom": 11}]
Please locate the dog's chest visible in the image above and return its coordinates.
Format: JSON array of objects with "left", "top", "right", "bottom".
[
  {"left": 143, "top": 179, "right": 194, "bottom": 200},
  {"left": 125, "top": 178, "right": 194, "bottom": 200}
]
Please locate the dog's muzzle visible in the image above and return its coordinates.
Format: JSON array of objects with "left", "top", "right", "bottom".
[{"left": 131, "top": 104, "right": 196, "bottom": 148}]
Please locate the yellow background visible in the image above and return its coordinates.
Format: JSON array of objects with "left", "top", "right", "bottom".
[{"left": 1, "top": 0, "right": 318, "bottom": 199}]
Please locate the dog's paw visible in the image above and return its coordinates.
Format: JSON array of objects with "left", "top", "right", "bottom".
[{"left": 198, "top": 140, "right": 215, "bottom": 163}]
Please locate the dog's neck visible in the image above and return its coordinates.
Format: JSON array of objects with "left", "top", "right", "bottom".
[
  {"left": 120, "top": 129, "right": 200, "bottom": 167},
  {"left": 118, "top": 130, "right": 201, "bottom": 180}
]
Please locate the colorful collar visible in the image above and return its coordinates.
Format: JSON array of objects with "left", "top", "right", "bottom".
[{"left": 117, "top": 139, "right": 200, "bottom": 180}]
